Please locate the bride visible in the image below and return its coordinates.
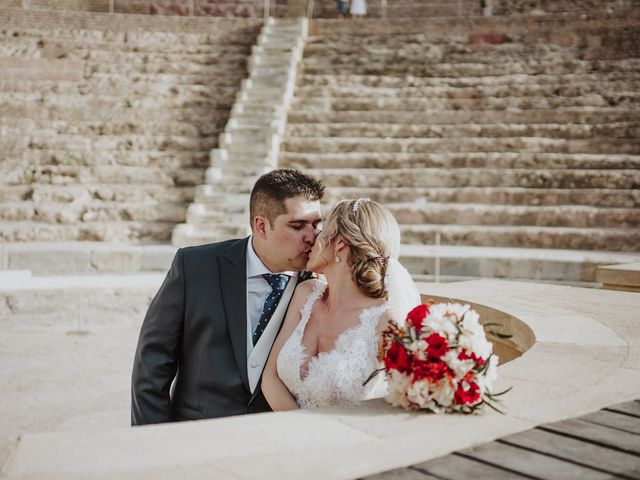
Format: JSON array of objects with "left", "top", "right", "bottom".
[{"left": 262, "top": 198, "right": 420, "bottom": 409}]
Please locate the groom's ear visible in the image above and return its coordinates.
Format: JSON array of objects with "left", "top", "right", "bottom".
[{"left": 253, "top": 215, "right": 271, "bottom": 239}]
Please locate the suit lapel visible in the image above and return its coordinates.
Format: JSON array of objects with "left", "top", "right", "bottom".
[{"left": 220, "top": 237, "right": 250, "bottom": 392}]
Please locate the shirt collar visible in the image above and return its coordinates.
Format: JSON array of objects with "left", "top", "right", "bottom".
[{"left": 246, "top": 235, "right": 295, "bottom": 278}]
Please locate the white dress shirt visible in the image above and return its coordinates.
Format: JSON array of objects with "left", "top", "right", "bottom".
[{"left": 245, "top": 236, "right": 296, "bottom": 392}]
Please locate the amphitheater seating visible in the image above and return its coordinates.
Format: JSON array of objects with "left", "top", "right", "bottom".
[
  {"left": 281, "top": 13, "right": 640, "bottom": 256},
  {"left": 0, "top": 9, "right": 261, "bottom": 242},
  {"left": 311, "top": 0, "right": 640, "bottom": 19}
]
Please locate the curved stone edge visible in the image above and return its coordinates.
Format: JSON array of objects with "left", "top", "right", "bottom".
[{"left": 2, "top": 279, "right": 639, "bottom": 479}]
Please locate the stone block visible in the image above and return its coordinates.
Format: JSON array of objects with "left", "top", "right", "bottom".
[
  {"left": 597, "top": 262, "right": 640, "bottom": 292},
  {"left": 8, "top": 248, "right": 92, "bottom": 274},
  {"left": 77, "top": 288, "right": 155, "bottom": 326},
  {"left": 2, "top": 290, "right": 78, "bottom": 324},
  {"left": 90, "top": 249, "right": 143, "bottom": 273},
  {"left": 141, "top": 246, "right": 177, "bottom": 272}
]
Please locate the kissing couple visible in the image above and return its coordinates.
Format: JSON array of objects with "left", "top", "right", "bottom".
[{"left": 131, "top": 168, "right": 420, "bottom": 424}]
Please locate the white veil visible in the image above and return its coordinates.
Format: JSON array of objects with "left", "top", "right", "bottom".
[{"left": 385, "top": 258, "right": 421, "bottom": 324}]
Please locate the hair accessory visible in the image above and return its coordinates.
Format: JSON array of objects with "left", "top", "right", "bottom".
[{"left": 352, "top": 197, "right": 370, "bottom": 214}]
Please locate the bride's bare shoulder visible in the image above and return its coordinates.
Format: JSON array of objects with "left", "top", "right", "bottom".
[{"left": 292, "top": 278, "right": 324, "bottom": 304}]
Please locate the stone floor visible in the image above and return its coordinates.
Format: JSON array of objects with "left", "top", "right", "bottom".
[{"left": 1, "top": 279, "right": 639, "bottom": 479}]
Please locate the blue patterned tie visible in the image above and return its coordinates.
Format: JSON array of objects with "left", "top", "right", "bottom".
[{"left": 253, "top": 273, "right": 289, "bottom": 345}]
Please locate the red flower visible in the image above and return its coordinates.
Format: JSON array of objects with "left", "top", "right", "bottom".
[
  {"left": 425, "top": 333, "right": 449, "bottom": 359},
  {"left": 412, "top": 358, "right": 452, "bottom": 383},
  {"left": 454, "top": 381, "right": 480, "bottom": 405},
  {"left": 458, "top": 349, "right": 485, "bottom": 366},
  {"left": 407, "top": 304, "right": 429, "bottom": 332},
  {"left": 384, "top": 341, "right": 411, "bottom": 373}
]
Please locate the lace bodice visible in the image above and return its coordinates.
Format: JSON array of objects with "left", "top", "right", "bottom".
[{"left": 277, "top": 281, "right": 388, "bottom": 409}]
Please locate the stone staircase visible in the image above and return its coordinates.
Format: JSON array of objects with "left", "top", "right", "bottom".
[
  {"left": 0, "top": 8, "right": 262, "bottom": 243},
  {"left": 172, "top": 17, "right": 308, "bottom": 246},
  {"left": 280, "top": 13, "right": 640, "bottom": 281}
]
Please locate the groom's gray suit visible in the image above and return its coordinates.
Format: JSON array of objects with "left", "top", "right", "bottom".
[{"left": 131, "top": 237, "right": 301, "bottom": 425}]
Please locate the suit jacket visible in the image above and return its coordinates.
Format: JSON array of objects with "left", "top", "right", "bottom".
[{"left": 131, "top": 237, "right": 299, "bottom": 425}]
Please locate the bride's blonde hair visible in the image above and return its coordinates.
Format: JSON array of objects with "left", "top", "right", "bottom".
[{"left": 320, "top": 199, "right": 400, "bottom": 299}]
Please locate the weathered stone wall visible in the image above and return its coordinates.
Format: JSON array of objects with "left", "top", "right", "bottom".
[{"left": 0, "top": 9, "right": 262, "bottom": 242}]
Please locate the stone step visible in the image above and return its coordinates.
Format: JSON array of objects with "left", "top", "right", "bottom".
[
  {"left": 0, "top": 80, "right": 240, "bottom": 102},
  {"left": 313, "top": 2, "right": 481, "bottom": 18},
  {"left": 171, "top": 223, "right": 249, "bottom": 247},
  {"left": 300, "top": 58, "right": 640, "bottom": 77},
  {"left": 292, "top": 93, "right": 640, "bottom": 111},
  {"left": 303, "top": 167, "right": 639, "bottom": 189},
  {"left": 280, "top": 151, "right": 640, "bottom": 170},
  {"left": 185, "top": 204, "right": 247, "bottom": 224},
  {"left": 0, "top": 92, "right": 236, "bottom": 111},
  {"left": 0, "top": 221, "right": 175, "bottom": 242},
  {"left": 398, "top": 244, "right": 640, "bottom": 283},
  {"left": 0, "top": 242, "right": 177, "bottom": 274},
  {"left": 193, "top": 186, "right": 249, "bottom": 206},
  {"left": 386, "top": 202, "right": 640, "bottom": 229},
  {"left": 84, "top": 61, "right": 248, "bottom": 76},
  {"left": 319, "top": 186, "right": 640, "bottom": 209},
  {"left": 14, "top": 149, "right": 211, "bottom": 169},
  {"left": 1, "top": 164, "right": 204, "bottom": 187},
  {"left": 2, "top": 102, "right": 232, "bottom": 123},
  {"left": 398, "top": 224, "right": 640, "bottom": 251},
  {"left": 287, "top": 107, "right": 639, "bottom": 125},
  {"left": 201, "top": 175, "right": 257, "bottom": 192},
  {"left": 0, "top": 42, "right": 250, "bottom": 65},
  {"left": 1, "top": 132, "right": 218, "bottom": 154},
  {"left": 0, "top": 184, "right": 195, "bottom": 204},
  {"left": 0, "top": 118, "right": 222, "bottom": 138},
  {"left": 0, "top": 201, "right": 186, "bottom": 224},
  {"left": 205, "top": 164, "right": 272, "bottom": 181},
  {"left": 2, "top": 243, "right": 637, "bottom": 284},
  {"left": 0, "top": 272, "right": 163, "bottom": 326},
  {"left": 0, "top": 26, "right": 260, "bottom": 50},
  {"left": 297, "top": 71, "right": 640, "bottom": 89},
  {"left": 89, "top": 71, "right": 248, "bottom": 87},
  {"left": 285, "top": 122, "right": 640, "bottom": 141},
  {"left": 293, "top": 81, "right": 640, "bottom": 100},
  {"left": 283, "top": 137, "right": 640, "bottom": 155}
]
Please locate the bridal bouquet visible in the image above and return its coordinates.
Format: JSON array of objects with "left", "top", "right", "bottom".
[{"left": 379, "top": 301, "right": 507, "bottom": 414}]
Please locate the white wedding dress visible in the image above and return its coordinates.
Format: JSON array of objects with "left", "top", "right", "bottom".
[{"left": 277, "top": 280, "right": 388, "bottom": 408}]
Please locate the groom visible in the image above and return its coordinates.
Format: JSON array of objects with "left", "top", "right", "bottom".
[{"left": 131, "top": 169, "right": 325, "bottom": 425}]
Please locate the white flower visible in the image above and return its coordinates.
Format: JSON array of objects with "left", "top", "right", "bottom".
[
  {"left": 431, "top": 379, "right": 455, "bottom": 409},
  {"left": 443, "top": 350, "right": 474, "bottom": 380},
  {"left": 386, "top": 370, "right": 413, "bottom": 410},
  {"left": 406, "top": 379, "right": 432, "bottom": 408},
  {"left": 458, "top": 309, "right": 493, "bottom": 359},
  {"left": 423, "top": 303, "right": 459, "bottom": 340},
  {"left": 408, "top": 339, "right": 428, "bottom": 360}
]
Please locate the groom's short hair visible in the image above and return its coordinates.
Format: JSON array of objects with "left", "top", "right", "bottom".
[{"left": 250, "top": 169, "right": 325, "bottom": 227}]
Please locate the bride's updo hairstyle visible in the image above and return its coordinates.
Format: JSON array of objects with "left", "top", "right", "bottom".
[{"left": 321, "top": 199, "right": 400, "bottom": 299}]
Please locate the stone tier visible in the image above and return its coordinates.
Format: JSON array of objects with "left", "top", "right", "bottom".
[
  {"left": 0, "top": 10, "right": 262, "bottom": 243},
  {"left": 311, "top": 0, "right": 640, "bottom": 18},
  {"left": 283, "top": 16, "right": 640, "bottom": 253}
]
